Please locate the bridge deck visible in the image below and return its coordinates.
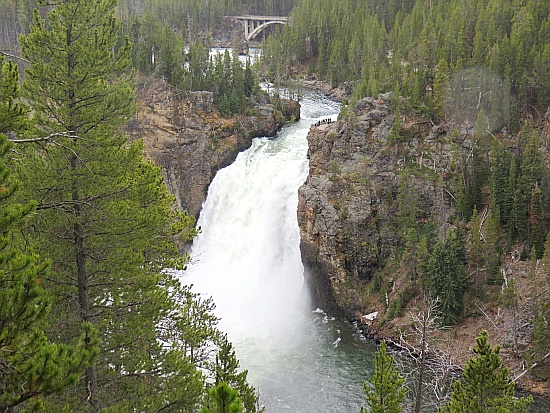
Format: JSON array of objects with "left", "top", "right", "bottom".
[{"left": 233, "top": 15, "right": 288, "bottom": 21}]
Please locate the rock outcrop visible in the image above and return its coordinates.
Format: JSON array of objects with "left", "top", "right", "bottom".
[
  {"left": 125, "top": 78, "right": 300, "bottom": 218},
  {"left": 298, "top": 94, "right": 550, "bottom": 394},
  {"left": 298, "top": 96, "right": 462, "bottom": 317}
]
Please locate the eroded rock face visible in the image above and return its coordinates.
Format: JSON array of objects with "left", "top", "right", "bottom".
[
  {"left": 125, "top": 78, "right": 300, "bottom": 218},
  {"left": 298, "top": 96, "right": 460, "bottom": 317}
]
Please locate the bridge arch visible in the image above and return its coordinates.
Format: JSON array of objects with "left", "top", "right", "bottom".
[
  {"left": 247, "top": 20, "right": 285, "bottom": 41},
  {"left": 233, "top": 16, "right": 288, "bottom": 42}
]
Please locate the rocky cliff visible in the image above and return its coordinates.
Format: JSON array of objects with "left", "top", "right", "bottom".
[
  {"left": 299, "top": 94, "right": 457, "bottom": 316},
  {"left": 125, "top": 77, "right": 300, "bottom": 218}
]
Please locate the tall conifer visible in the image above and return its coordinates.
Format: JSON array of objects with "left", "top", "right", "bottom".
[
  {"left": 18, "top": 1, "right": 204, "bottom": 411},
  {"left": 439, "top": 330, "right": 532, "bottom": 413},
  {"left": 425, "top": 229, "right": 467, "bottom": 325},
  {"left": 0, "top": 56, "right": 96, "bottom": 412},
  {"left": 361, "top": 341, "right": 406, "bottom": 413}
]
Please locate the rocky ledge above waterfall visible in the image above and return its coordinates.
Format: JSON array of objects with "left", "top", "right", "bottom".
[
  {"left": 124, "top": 77, "right": 300, "bottom": 218},
  {"left": 299, "top": 94, "right": 453, "bottom": 317}
]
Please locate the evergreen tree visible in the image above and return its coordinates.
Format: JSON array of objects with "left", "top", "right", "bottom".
[
  {"left": 439, "top": 330, "right": 532, "bottom": 413},
  {"left": 519, "top": 121, "right": 545, "bottom": 189},
  {"left": 433, "top": 58, "right": 449, "bottom": 119},
  {"left": 425, "top": 228, "right": 467, "bottom": 325},
  {"left": 361, "top": 341, "right": 406, "bottom": 413},
  {"left": 215, "top": 337, "right": 261, "bottom": 413},
  {"left": 201, "top": 382, "right": 244, "bottom": 413},
  {"left": 0, "top": 56, "right": 96, "bottom": 412},
  {"left": 485, "top": 204, "right": 503, "bottom": 285},
  {"left": 0, "top": 56, "right": 26, "bottom": 133},
  {"left": 243, "top": 59, "right": 255, "bottom": 98},
  {"left": 529, "top": 186, "right": 545, "bottom": 258},
  {"left": 489, "top": 140, "right": 512, "bottom": 228},
  {"left": 511, "top": 121, "right": 548, "bottom": 247},
  {"left": 18, "top": 1, "right": 204, "bottom": 411}
]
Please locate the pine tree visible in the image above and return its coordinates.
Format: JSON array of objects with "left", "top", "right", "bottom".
[
  {"left": 361, "top": 341, "right": 406, "bottom": 413},
  {"left": 489, "top": 139, "right": 512, "bottom": 228},
  {"left": 425, "top": 229, "right": 467, "bottom": 325},
  {"left": 519, "top": 121, "right": 545, "bottom": 189},
  {"left": 485, "top": 204, "right": 503, "bottom": 285},
  {"left": 0, "top": 56, "right": 97, "bottom": 411},
  {"left": 529, "top": 186, "right": 545, "bottom": 258},
  {"left": 0, "top": 56, "right": 26, "bottom": 133},
  {"left": 201, "top": 382, "right": 244, "bottom": 413},
  {"left": 18, "top": 1, "right": 204, "bottom": 411},
  {"left": 243, "top": 59, "right": 255, "bottom": 98},
  {"left": 433, "top": 58, "right": 449, "bottom": 120},
  {"left": 0, "top": 137, "right": 98, "bottom": 412},
  {"left": 389, "top": 106, "right": 403, "bottom": 142},
  {"left": 439, "top": 330, "right": 532, "bottom": 413},
  {"left": 215, "top": 337, "right": 261, "bottom": 413}
]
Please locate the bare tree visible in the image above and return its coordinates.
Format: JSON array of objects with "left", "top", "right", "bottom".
[{"left": 390, "top": 296, "right": 461, "bottom": 412}]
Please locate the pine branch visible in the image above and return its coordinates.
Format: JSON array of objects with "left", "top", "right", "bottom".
[
  {"left": 8, "top": 132, "right": 79, "bottom": 143},
  {"left": 0, "top": 51, "right": 31, "bottom": 64}
]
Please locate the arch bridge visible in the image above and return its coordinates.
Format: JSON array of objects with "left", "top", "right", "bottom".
[{"left": 233, "top": 15, "right": 288, "bottom": 41}]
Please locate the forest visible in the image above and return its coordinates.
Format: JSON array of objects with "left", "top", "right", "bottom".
[
  {"left": 263, "top": 0, "right": 550, "bottom": 129},
  {"left": 0, "top": 0, "right": 297, "bottom": 54},
  {"left": 0, "top": 0, "right": 549, "bottom": 412}
]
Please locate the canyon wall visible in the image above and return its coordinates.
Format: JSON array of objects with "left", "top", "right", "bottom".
[{"left": 125, "top": 77, "right": 300, "bottom": 218}]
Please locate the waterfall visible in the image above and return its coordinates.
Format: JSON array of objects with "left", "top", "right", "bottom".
[
  {"left": 180, "top": 91, "right": 377, "bottom": 412},
  {"left": 185, "top": 124, "right": 312, "bottom": 339}
]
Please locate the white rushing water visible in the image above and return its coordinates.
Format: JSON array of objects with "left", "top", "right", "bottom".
[
  {"left": 186, "top": 121, "right": 311, "bottom": 339},
  {"left": 181, "top": 90, "right": 379, "bottom": 412}
]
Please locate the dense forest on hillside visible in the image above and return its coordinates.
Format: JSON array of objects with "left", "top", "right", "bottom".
[
  {"left": 264, "top": 0, "right": 550, "bottom": 128},
  {"left": 0, "top": 0, "right": 297, "bottom": 53}
]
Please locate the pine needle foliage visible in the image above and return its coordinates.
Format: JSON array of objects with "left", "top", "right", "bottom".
[
  {"left": 15, "top": 1, "right": 211, "bottom": 411},
  {"left": 361, "top": 341, "right": 406, "bottom": 413},
  {"left": 1, "top": 55, "right": 98, "bottom": 412},
  {"left": 439, "top": 330, "right": 532, "bottom": 413}
]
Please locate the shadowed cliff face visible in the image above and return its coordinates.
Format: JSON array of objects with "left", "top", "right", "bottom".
[
  {"left": 298, "top": 96, "right": 460, "bottom": 318},
  {"left": 124, "top": 77, "right": 300, "bottom": 219}
]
